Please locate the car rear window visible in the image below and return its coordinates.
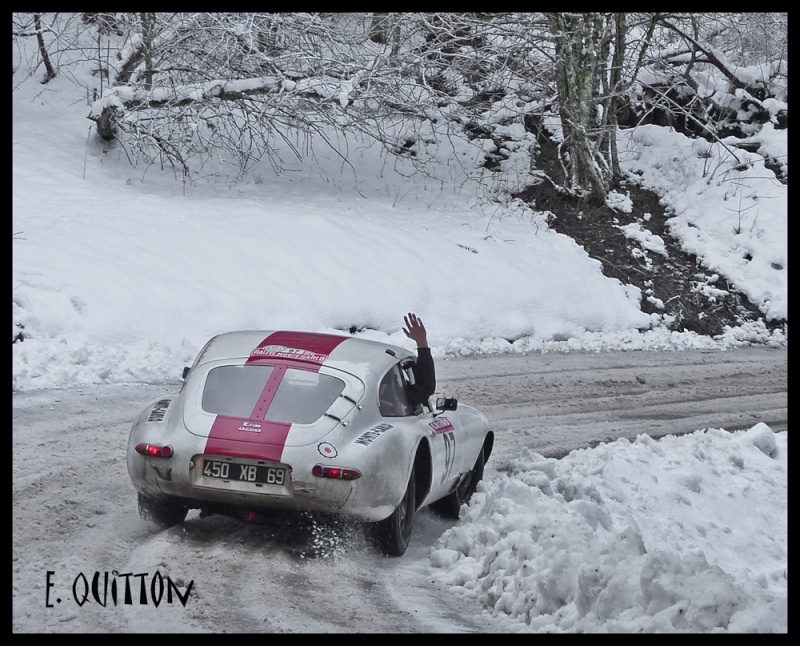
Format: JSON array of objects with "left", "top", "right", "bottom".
[
  {"left": 202, "top": 365, "right": 345, "bottom": 424},
  {"left": 267, "top": 368, "right": 345, "bottom": 424},
  {"left": 202, "top": 365, "right": 274, "bottom": 418}
]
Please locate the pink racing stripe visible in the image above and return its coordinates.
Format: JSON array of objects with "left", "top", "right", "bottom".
[
  {"left": 205, "top": 416, "right": 291, "bottom": 462},
  {"left": 204, "top": 331, "right": 347, "bottom": 462},
  {"left": 246, "top": 331, "right": 347, "bottom": 366}
]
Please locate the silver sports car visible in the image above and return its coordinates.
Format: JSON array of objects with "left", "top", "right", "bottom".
[{"left": 127, "top": 330, "right": 494, "bottom": 556}]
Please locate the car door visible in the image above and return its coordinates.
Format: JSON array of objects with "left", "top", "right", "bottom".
[
  {"left": 420, "top": 408, "right": 466, "bottom": 499},
  {"left": 377, "top": 362, "right": 465, "bottom": 498}
]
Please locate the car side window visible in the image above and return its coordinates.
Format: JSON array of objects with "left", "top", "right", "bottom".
[{"left": 378, "top": 364, "right": 417, "bottom": 417}]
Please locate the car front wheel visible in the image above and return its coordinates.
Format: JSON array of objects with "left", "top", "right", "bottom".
[
  {"left": 430, "top": 446, "right": 485, "bottom": 520},
  {"left": 137, "top": 492, "right": 188, "bottom": 528},
  {"left": 371, "top": 466, "right": 416, "bottom": 557}
]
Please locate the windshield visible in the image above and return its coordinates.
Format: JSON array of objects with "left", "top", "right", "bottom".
[{"left": 201, "top": 364, "right": 345, "bottom": 424}]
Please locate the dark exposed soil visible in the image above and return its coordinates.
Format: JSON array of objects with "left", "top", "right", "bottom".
[{"left": 512, "top": 133, "right": 785, "bottom": 338}]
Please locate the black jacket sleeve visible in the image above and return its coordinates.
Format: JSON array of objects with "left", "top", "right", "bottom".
[{"left": 407, "top": 347, "right": 436, "bottom": 407}]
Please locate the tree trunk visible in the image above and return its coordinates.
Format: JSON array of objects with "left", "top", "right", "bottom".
[
  {"left": 140, "top": 13, "right": 156, "bottom": 90},
  {"left": 605, "top": 13, "right": 626, "bottom": 181},
  {"left": 369, "top": 13, "right": 391, "bottom": 44},
  {"left": 33, "top": 14, "right": 57, "bottom": 84},
  {"left": 547, "top": 13, "right": 610, "bottom": 204}
]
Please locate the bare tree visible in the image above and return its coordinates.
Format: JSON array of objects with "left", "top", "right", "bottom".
[
  {"left": 83, "top": 13, "right": 512, "bottom": 182},
  {"left": 541, "top": 12, "right": 668, "bottom": 204},
  {"left": 14, "top": 12, "right": 786, "bottom": 194},
  {"left": 545, "top": 13, "right": 614, "bottom": 203},
  {"left": 12, "top": 13, "right": 58, "bottom": 83},
  {"left": 33, "top": 14, "right": 58, "bottom": 83},
  {"left": 528, "top": 12, "right": 786, "bottom": 202},
  {"left": 87, "top": 13, "right": 378, "bottom": 179}
]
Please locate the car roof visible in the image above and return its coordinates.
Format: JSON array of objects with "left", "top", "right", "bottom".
[{"left": 192, "top": 330, "right": 415, "bottom": 380}]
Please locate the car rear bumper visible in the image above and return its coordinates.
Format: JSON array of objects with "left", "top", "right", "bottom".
[{"left": 129, "top": 452, "right": 395, "bottom": 520}]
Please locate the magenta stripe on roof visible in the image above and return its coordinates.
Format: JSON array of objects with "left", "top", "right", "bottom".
[{"left": 246, "top": 331, "right": 347, "bottom": 366}]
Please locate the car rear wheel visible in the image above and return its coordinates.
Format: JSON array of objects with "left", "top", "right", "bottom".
[
  {"left": 137, "top": 492, "right": 188, "bottom": 528},
  {"left": 371, "top": 466, "right": 416, "bottom": 557},
  {"left": 430, "top": 446, "right": 485, "bottom": 520}
]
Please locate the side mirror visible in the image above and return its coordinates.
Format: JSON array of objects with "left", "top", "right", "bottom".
[
  {"left": 182, "top": 366, "right": 190, "bottom": 380},
  {"left": 435, "top": 397, "right": 458, "bottom": 411}
]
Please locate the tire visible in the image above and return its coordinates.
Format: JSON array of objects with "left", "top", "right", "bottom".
[
  {"left": 137, "top": 492, "right": 188, "bottom": 528},
  {"left": 430, "top": 446, "right": 485, "bottom": 520},
  {"left": 371, "top": 466, "right": 416, "bottom": 557}
]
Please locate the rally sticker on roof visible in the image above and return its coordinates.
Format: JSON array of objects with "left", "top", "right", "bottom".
[
  {"left": 250, "top": 344, "right": 328, "bottom": 363},
  {"left": 247, "top": 331, "right": 347, "bottom": 366}
]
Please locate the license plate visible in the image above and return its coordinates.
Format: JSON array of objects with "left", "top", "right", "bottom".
[{"left": 202, "top": 459, "right": 286, "bottom": 485}]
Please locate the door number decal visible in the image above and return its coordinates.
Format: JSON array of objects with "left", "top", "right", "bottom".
[{"left": 441, "top": 431, "right": 456, "bottom": 484}]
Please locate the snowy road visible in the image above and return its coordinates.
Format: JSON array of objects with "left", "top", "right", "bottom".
[{"left": 12, "top": 346, "right": 787, "bottom": 633}]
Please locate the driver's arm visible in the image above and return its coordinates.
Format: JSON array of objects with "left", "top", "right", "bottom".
[{"left": 407, "top": 348, "right": 436, "bottom": 407}]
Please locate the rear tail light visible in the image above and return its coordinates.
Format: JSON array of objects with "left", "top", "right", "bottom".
[
  {"left": 135, "top": 443, "right": 174, "bottom": 458},
  {"left": 312, "top": 465, "right": 362, "bottom": 480}
]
